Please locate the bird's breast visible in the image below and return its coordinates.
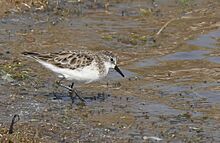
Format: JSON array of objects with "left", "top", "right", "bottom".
[{"left": 62, "top": 64, "right": 105, "bottom": 83}]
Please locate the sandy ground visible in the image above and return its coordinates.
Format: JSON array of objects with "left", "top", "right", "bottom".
[{"left": 0, "top": 0, "right": 220, "bottom": 142}]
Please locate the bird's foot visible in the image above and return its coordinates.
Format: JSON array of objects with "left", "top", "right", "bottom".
[
  {"left": 55, "top": 80, "right": 87, "bottom": 104},
  {"left": 68, "top": 88, "right": 87, "bottom": 103}
]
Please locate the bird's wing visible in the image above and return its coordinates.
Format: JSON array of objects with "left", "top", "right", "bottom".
[{"left": 22, "top": 50, "right": 95, "bottom": 70}]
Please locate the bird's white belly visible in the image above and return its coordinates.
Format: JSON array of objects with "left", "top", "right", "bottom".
[
  {"left": 37, "top": 59, "right": 102, "bottom": 83},
  {"left": 61, "top": 67, "right": 101, "bottom": 83}
]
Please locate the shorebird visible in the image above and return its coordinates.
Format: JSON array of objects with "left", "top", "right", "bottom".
[{"left": 22, "top": 50, "right": 125, "bottom": 103}]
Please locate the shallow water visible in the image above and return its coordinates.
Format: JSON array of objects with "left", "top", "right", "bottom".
[
  {"left": 161, "top": 50, "right": 209, "bottom": 61},
  {"left": 208, "top": 56, "right": 220, "bottom": 63},
  {"left": 188, "top": 30, "right": 220, "bottom": 48}
]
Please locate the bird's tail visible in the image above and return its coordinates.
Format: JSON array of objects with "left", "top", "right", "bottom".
[
  {"left": 22, "top": 51, "right": 39, "bottom": 56},
  {"left": 21, "top": 51, "right": 41, "bottom": 59}
]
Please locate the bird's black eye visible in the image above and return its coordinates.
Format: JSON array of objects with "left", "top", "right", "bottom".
[{"left": 110, "top": 58, "right": 114, "bottom": 62}]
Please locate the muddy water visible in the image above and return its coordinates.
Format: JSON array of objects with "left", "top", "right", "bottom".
[{"left": 1, "top": 0, "right": 220, "bottom": 142}]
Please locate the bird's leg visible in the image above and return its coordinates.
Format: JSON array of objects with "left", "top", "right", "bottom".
[
  {"left": 68, "top": 83, "right": 76, "bottom": 104},
  {"left": 57, "top": 82, "right": 72, "bottom": 91},
  {"left": 55, "top": 77, "right": 75, "bottom": 102},
  {"left": 56, "top": 77, "right": 74, "bottom": 91},
  {"left": 69, "top": 82, "right": 86, "bottom": 103},
  {"left": 56, "top": 80, "right": 86, "bottom": 103},
  {"left": 55, "top": 76, "right": 65, "bottom": 86},
  {"left": 53, "top": 77, "right": 66, "bottom": 98}
]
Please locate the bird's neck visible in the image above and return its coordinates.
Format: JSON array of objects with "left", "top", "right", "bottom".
[
  {"left": 104, "top": 62, "right": 111, "bottom": 74},
  {"left": 95, "top": 55, "right": 109, "bottom": 77}
]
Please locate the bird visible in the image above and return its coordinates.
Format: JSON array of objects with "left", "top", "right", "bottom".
[{"left": 22, "top": 50, "right": 125, "bottom": 103}]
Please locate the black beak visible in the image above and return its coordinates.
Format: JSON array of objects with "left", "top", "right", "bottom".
[{"left": 114, "top": 65, "right": 125, "bottom": 77}]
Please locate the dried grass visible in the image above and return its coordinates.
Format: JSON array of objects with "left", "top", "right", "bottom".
[{"left": 0, "top": 0, "right": 48, "bottom": 17}]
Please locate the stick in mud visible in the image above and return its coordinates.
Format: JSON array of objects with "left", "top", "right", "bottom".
[
  {"left": 8, "top": 114, "right": 20, "bottom": 134},
  {"left": 156, "top": 18, "right": 176, "bottom": 36}
]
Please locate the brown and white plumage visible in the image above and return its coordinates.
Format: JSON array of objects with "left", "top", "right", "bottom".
[{"left": 22, "top": 50, "right": 124, "bottom": 83}]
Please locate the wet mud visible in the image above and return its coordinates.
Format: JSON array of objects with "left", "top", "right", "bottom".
[{"left": 1, "top": 0, "right": 220, "bottom": 142}]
